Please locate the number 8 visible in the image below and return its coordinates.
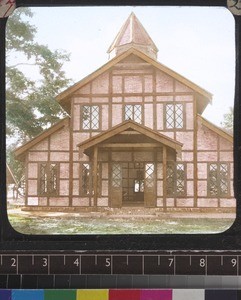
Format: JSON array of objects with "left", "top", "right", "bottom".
[{"left": 200, "top": 258, "right": 205, "bottom": 267}]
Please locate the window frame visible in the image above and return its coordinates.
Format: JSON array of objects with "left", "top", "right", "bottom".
[
  {"left": 123, "top": 104, "right": 143, "bottom": 124},
  {"left": 166, "top": 162, "right": 186, "bottom": 197},
  {"left": 207, "top": 162, "right": 230, "bottom": 197},
  {"left": 80, "top": 162, "right": 101, "bottom": 197},
  {"left": 38, "top": 162, "right": 59, "bottom": 196},
  {"left": 164, "top": 102, "right": 185, "bottom": 130},
  {"left": 81, "top": 105, "right": 101, "bottom": 131}
]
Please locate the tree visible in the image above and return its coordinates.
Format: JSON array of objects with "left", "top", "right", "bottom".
[
  {"left": 221, "top": 107, "right": 233, "bottom": 134},
  {"left": 6, "top": 8, "right": 72, "bottom": 181}
]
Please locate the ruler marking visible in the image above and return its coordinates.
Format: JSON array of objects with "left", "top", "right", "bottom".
[
  {"left": 173, "top": 256, "right": 176, "bottom": 275},
  {"left": 111, "top": 255, "right": 113, "bottom": 275},
  {"left": 205, "top": 255, "right": 207, "bottom": 276},
  {"left": 80, "top": 255, "right": 82, "bottom": 275},
  {"left": 48, "top": 255, "right": 50, "bottom": 275},
  {"left": 237, "top": 255, "right": 239, "bottom": 276},
  {"left": 16, "top": 255, "right": 18, "bottom": 275},
  {"left": 20, "top": 274, "right": 22, "bottom": 289},
  {"left": 142, "top": 255, "right": 144, "bottom": 275}
]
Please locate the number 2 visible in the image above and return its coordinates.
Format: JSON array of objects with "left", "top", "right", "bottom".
[{"left": 11, "top": 258, "right": 16, "bottom": 267}]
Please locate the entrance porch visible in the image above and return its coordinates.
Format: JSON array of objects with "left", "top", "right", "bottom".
[{"left": 78, "top": 120, "right": 182, "bottom": 209}]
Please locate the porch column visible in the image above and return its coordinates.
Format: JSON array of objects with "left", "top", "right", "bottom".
[
  {"left": 93, "top": 146, "right": 98, "bottom": 209},
  {"left": 163, "top": 146, "right": 167, "bottom": 211}
]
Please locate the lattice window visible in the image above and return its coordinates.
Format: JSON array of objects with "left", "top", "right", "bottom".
[
  {"left": 167, "top": 164, "right": 174, "bottom": 196},
  {"left": 82, "top": 105, "right": 100, "bottom": 130},
  {"left": 39, "top": 163, "right": 58, "bottom": 196},
  {"left": 165, "top": 104, "right": 184, "bottom": 129},
  {"left": 49, "top": 164, "right": 58, "bottom": 194},
  {"left": 145, "top": 163, "right": 155, "bottom": 188},
  {"left": 81, "top": 163, "right": 92, "bottom": 196},
  {"left": 40, "top": 164, "right": 48, "bottom": 195},
  {"left": 176, "top": 164, "right": 185, "bottom": 196},
  {"left": 124, "top": 105, "right": 142, "bottom": 123},
  {"left": 208, "top": 163, "right": 229, "bottom": 197},
  {"left": 166, "top": 162, "right": 185, "bottom": 196},
  {"left": 112, "top": 163, "right": 122, "bottom": 188}
]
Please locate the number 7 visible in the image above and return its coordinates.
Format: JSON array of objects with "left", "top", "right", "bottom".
[{"left": 168, "top": 258, "right": 174, "bottom": 267}]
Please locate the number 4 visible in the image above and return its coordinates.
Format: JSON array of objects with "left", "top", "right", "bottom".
[{"left": 74, "top": 258, "right": 79, "bottom": 267}]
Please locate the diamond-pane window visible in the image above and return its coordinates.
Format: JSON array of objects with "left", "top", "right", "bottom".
[
  {"left": 39, "top": 163, "right": 58, "bottom": 195},
  {"left": 176, "top": 164, "right": 185, "bottom": 196},
  {"left": 40, "top": 164, "right": 48, "bottom": 195},
  {"left": 166, "top": 162, "right": 185, "bottom": 196},
  {"left": 165, "top": 104, "right": 184, "bottom": 129},
  {"left": 112, "top": 164, "right": 122, "bottom": 188},
  {"left": 49, "top": 164, "right": 58, "bottom": 194},
  {"left": 145, "top": 163, "right": 154, "bottom": 188},
  {"left": 208, "top": 163, "right": 229, "bottom": 197},
  {"left": 82, "top": 105, "right": 99, "bottom": 130},
  {"left": 124, "top": 105, "right": 142, "bottom": 123},
  {"left": 81, "top": 163, "right": 92, "bottom": 196}
]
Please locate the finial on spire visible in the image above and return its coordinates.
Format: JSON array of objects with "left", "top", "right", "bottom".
[{"left": 107, "top": 12, "right": 158, "bottom": 60}]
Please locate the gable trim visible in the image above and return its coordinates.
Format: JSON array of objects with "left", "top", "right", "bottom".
[
  {"left": 56, "top": 48, "right": 212, "bottom": 110},
  {"left": 197, "top": 114, "right": 233, "bottom": 143},
  {"left": 15, "top": 117, "right": 70, "bottom": 160},
  {"left": 78, "top": 120, "right": 183, "bottom": 153}
]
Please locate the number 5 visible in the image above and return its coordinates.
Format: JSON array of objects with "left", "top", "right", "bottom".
[{"left": 106, "top": 258, "right": 111, "bottom": 267}]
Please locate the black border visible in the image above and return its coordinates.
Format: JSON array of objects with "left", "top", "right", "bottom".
[{"left": 0, "top": 0, "right": 240, "bottom": 252}]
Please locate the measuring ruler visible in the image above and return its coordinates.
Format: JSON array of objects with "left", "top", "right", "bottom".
[{"left": 0, "top": 252, "right": 240, "bottom": 276}]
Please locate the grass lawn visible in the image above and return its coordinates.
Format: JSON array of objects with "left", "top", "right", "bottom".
[{"left": 8, "top": 213, "right": 234, "bottom": 235}]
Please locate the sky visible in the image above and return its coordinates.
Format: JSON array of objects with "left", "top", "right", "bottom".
[{"left": 8, "top": 6, "right": 235, "bottom": 126}]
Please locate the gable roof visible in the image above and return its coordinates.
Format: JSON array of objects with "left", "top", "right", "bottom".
[
  {"left": 197, "top": 114, "right": 233, "bottom": 143},
  {"left": 78, "top": 120, "right": 183, "bottom": 154},
  {"left": 56, "top": 48, "right": 212, "bottom": 114},
  {"left": 107, "top": 12, "right": 158, "bottom": 60},
  {"left": 15, "top": 117, "right": 70, "bottom": 161}
]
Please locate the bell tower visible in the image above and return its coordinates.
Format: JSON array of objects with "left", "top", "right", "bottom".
[{"left": 107, "top": 12, "right": 158, "bottom": 60}]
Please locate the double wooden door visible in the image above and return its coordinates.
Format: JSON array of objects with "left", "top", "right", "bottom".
[{"left": 110, "top": 162, "right": 156, "bottom": 207}]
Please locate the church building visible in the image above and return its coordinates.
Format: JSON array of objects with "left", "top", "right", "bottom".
[{"left": 15, "top": 13, "right": 235, "bottom": 211}]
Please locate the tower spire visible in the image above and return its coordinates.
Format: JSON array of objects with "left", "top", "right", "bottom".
[{"left": 107, "top": 12, "right": 158, "bottom": 60}]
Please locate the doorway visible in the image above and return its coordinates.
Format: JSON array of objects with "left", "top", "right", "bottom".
[{"left": 122, "top": 162, "right": 144, "bottom": 206}]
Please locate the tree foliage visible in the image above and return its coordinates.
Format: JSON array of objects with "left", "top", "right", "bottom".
[
  {"left": 221, "top": 107, "right": 233, "bottom": 134},
  {"left": 6, "top": 7, "right": 72, "bottom": 143},
  {"left": 6, "top": 8, "right": 72, "bottom": 181}
]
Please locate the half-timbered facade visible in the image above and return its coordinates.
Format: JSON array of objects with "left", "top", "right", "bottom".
[{"left": 15, "top": 13, "right": 235, "bottom": 211}]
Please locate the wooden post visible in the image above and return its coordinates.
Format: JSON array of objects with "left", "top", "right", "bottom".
[
  {"left": 163, "top": 146, "right": 167, "bottom": 211},
  {"left": 93, "top": 146, "right": 98, "bottom": 210}
]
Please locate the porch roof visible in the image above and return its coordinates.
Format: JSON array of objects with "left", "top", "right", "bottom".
[{"left": 78, "top": 120, "right": 183, "bottom": 155}]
